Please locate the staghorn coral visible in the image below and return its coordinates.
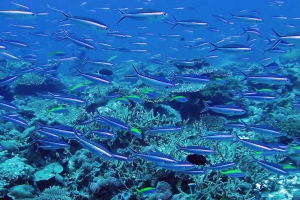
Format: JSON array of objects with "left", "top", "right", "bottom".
[
  {"left": 186, "top": 66, "right": 233, "bottom": 78},
  {"left": 194, "top": 113, "right": 227, "bottom": 132},
  {"left": 17, "top": 97, "right": 88, "bottom": 126},
  {"left": 98, "top": 101, "right": 182, "bottom": 130},
  {"left": 171, "top": 83, "right": 207, "bottom": 93},
  {"left": 36, "top": 186, "right": 71, "bottom": 200}
]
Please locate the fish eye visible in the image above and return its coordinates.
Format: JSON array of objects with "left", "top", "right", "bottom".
[
  {"left": 165, "top": 86, "right": 168, "bottom": 88},
  {"left": 163, "top": 13, "right": 167, "bottom": 15},
  {"left": 164, "top": 161, "right": 167, "bottom": 163}
]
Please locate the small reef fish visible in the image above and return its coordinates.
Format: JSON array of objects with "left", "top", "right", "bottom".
[{"left": 117, "top": 9, "right": 168, "bottom": 24}]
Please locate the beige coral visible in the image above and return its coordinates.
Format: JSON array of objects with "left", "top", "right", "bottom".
[{"left": 17, "top": 73, "right": 46, "bottom": 85}]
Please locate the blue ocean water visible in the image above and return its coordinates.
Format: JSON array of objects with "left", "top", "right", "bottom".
[{"left": 1, "top": 0, "right": 300, "bottom": 199}]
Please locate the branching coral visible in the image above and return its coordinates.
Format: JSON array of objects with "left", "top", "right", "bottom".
[
  {"left": 17, "top": 73, "right": 46, "bottom": 85},
  {"left": 36, "top": 186, "right": 71, "bottom": 200}
]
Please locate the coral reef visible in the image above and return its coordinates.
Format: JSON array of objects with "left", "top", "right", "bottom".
[{"left": 1, "top": 1, "right": 300, "bottom": 200}]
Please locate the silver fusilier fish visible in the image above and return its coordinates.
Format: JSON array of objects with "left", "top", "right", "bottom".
[{"left": 117, "top": 9, "right": 168, "bottom": 24}]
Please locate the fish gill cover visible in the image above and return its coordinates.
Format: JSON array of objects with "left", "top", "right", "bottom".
[{"left": 0, "top": 0, "right": 300, "bottom": 199}]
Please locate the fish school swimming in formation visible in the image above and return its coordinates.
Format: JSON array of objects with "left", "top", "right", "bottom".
[{"left": 0, "top": 0, "right": 300, "bottom": 199}]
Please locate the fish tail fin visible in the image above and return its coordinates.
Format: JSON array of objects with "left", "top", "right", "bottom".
[
  {"left": 62, "top": 30, "right": 69, "bottom": 37},
  {"left": 210, "top": 42, "right": 218, "bottom": 48},
  {"left": 129, "top": 148, "right": 138, "bottom": 157},
  {"left": 240, "top": 27, "right": 246, "bottom": 36},
  {"left": 230, "top": 134, "right": 239, "bottom": 145},
  {"left": 245, "top": 35, "right": 254, "bottom": 43},
  {"left": 53, "top": 30, "right": 67, "bottom": 41},
  {"left": 228, "top": 12, "right": 234, "bottom": 20},
  {"left": 60, "top": 11, "right": 69, "bottom": 18},
  {"left": 117, "top": 8, "right": 125, "bottom": 15},
  {"left": 83, "top": 57, "right": 88, "bottom": 65},
  {"left": 209, "top": 42, "right": 218, "bottom": 52},
  {"left": 73, "top": 127, "right": 81, "bottom": 138},
  {"left": 292, "top": 136, "right": 300, "bottom": 145},
  {"left": 239, "top": 120, "right": 247, "bottom": 125},
  {"left": 28, "top": 134, "right": 37, "bottom": 146},
  {"left": 201, "top": 100, "right": 210, "bottom": 113},
  {"left": 86, "top": 126, "right": 93, "bottom": 136},
  {"left": 34, "top": 121, "right": 43, "bottom": 129},
  {"left": 265, "top": 37, "right": 273, "bottom": 47},
  {"left": 46, "top": 92, "right": 55, "bottom": 101},
  {"left": 170, "top": 70, "right": 177, "bottom": 76},
  {"left": 117, "top": 16, "right": 126, "bottom": 24},
  {"left": 95, "top": 109, "right": 102, "bottom": 118},
  {"left": 35, "top": 143, "right": 43, "bottom": 151},
  {"left": 175, "top": 142, "right": 182, "bottom": 149},
  {"left": 170, "top": 70, "right": 177, "bottom": 81},
  {"left": 271, "top": 40, "right": 281, "bottom": 49},
  {"left": 117, "top": 9, "right": 126, "bottom": 24},
  {"left": 173, "top": 15, "right": 178, "bottom": 22},
  {"left": 75, "top": 67, "right": 82, "bottom": 73},
  {"left": 272, "top": 28, "right": 283, "bottom": 37},
  {"left": 52, "top": 32, "right": 63, "bottom": 41},
  {"left": 239, "top": 71, "right": 248, "bottom": 82},
  {"left": 47, "top": 4, "right": 62, "bottom": 12},
  {"left": 59, "top": 11, "right": 70, "bottom": 22},
  {"left": 172, "top": 16, "right": 178, "bottom": 29},
  {"left": 132, "top": 64, "right": 141, "bottom": 76},
  {"left": 234, "top": 132, "right": 241, "bottom": 140},
  {"left": 239, "top": 120, "right": 249, "bottom": 130},
  {"left": 172, "top": 24, "right": 178, "bottom": 29}
]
